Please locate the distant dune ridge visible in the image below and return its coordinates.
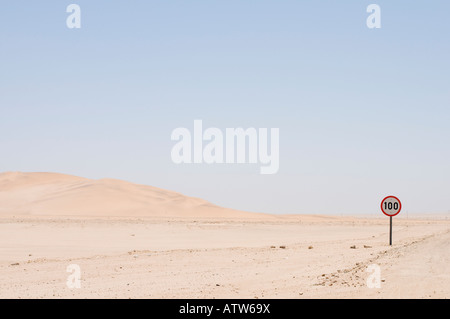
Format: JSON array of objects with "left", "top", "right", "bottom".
[{"left": 0, "top": 172, "right": 265, "bottom": 218}]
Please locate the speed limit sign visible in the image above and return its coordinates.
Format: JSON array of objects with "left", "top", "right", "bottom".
[
  {"left": 381, "top": 196, "right": 402, "bottom": 246},
  {"left": 381, "top": 196, "right": 402, "bottom": 217}
]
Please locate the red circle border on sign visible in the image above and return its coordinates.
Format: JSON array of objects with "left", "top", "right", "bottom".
[{"left": 381, "top": 196, "right": 402, "bottom": 217}]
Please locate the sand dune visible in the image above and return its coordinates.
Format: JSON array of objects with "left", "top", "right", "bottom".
[{"left": 0, "top": 172, "right": 264, "bottom": 218}]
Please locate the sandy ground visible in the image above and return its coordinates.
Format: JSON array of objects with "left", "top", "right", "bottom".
[
  {"left": 1, "top": 216, "right": 449, "bottom": 299},
  {"left": 1, "top": 172, "right": 449, "bottom": 299}
]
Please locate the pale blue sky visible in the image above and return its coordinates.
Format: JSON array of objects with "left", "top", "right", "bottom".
[{"left": 1, "top": 1, "right": 449, "bottom": 215}]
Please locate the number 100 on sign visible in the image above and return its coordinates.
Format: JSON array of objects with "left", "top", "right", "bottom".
[{"left": 381, "top": 196, "right": 402, "bottom": 217}]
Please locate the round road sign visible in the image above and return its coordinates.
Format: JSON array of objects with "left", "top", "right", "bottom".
[{"left": 381, "top": 196, "right": 402, "bottom": 217}]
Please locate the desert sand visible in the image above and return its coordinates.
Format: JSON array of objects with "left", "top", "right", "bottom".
[{"left": 0, "top": 172, "right": 449, "bottom": 298}]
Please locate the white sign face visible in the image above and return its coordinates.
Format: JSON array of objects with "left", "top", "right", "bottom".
[{"left": 381, "top": 196, "right": 402, "bottom": 217}]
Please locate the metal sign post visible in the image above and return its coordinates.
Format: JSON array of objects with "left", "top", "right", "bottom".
[{"left": 389, "top": 216, "right": 392, "bottom": 246}]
